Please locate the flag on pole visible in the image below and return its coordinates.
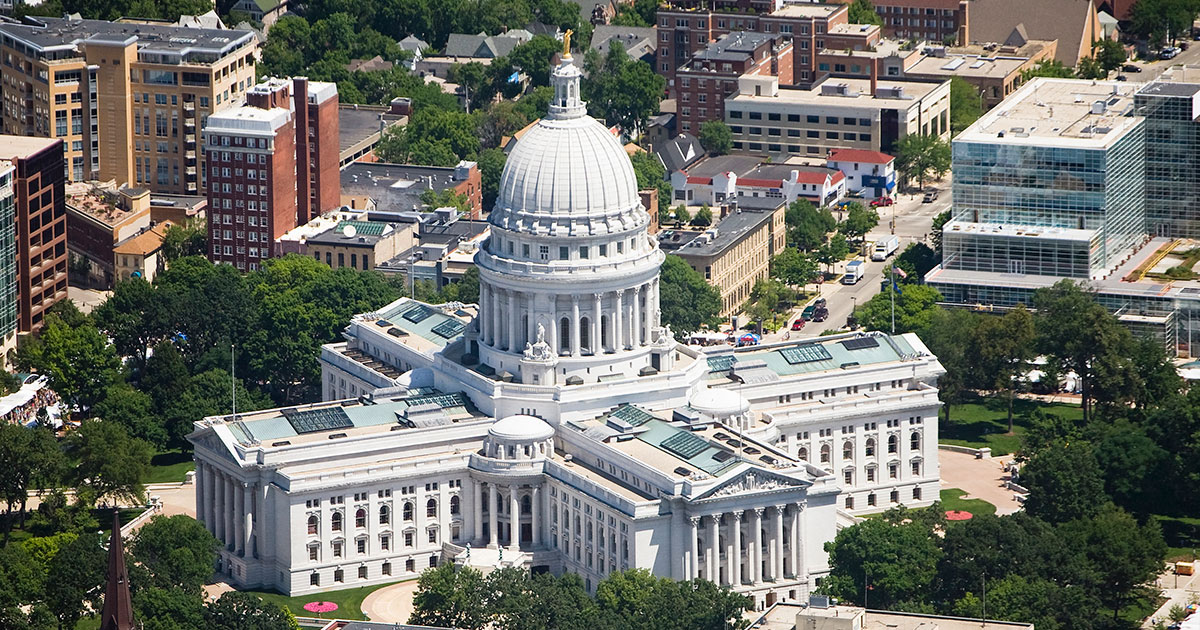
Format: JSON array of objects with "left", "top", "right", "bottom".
[{"left": 892, "top": 266, "right": 908, "bottom": 279}]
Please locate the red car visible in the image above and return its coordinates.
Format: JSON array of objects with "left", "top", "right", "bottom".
[
  {"left": 871, "top": 197, "right": 894, "bottom": 207},
  {"left": 791, "top": 319, "right": 805, "bottom": 331}
]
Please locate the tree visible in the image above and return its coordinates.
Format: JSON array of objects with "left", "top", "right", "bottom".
[
  {"left": 477, "top": 147, "right": 507, "bottom": 211},
  {"left": 1092, "top": 39, "right": 1127, "bottom": 74},
  {"left": 45, "top": 532, "right": 106, "bottom": 630},
  {"left": 1061, "top": 505, "right": 1166, "bottom": 620},
  {"left": 948, "top": 76, "right": 982, "bottom": 136},
  {"left": 918, "top": 308, "right": 977, "bottom": 423},
  {"left": 141, "top": 341, "right": 191, "bottom": 416},
  {"left": 594, "top": 569, "right": 750, "bottom": 630},
  {"left": 161, "top": 218, "right": 208, "bottom": 262},
  {"left": 131, "top": 515, "right": 220, "bottom": 594},
  {"left": 895, "top": 242, "right": 937, "bottom": 280},
  {"left": 659, "top": 255, "right": 722, "bottom": 337},
  {"left": 629, "top": 149, "right": 672, "bottom": 203},
  {"left": 92, "top": 384, "right": 164, "bottom": 449},
  {"left": 816, "top": 233, "right": 850, "bottom": 274},
  {"left": 856, "top": 285, "right": 943, "bottom": 334},
  {"left": 164, "top": 369, "right": 272, "bottom": 449},
  {"left": 15, "top": 305, "right": 121, "bottom": 411},
  {"left": 822, "top": 510, "right": 942, "bottom": 610},
  {"left": 1020, "top": 441, "right": 1107, "bottom": 523},
  {"left": 671, "top": 204, "right": 691, "bottom": 225},
  {"left": 1129, "top": 0, "right": 1197, "bottom": 47},
  {"left": 135, "top": 588, "right": 205, "bottom": 630},
  {"left": 929, "top": 210, "right": 950, "bottom": 257},
  {"left": 974, "top": 305, "right": 1036, "bottom": 432},
  {"left": 840, "top": 203, "right": 879, "bottom": 244},
  {"left": 1020, "top": 59, "right": 1075, "bottom": 80},
  {"left": 893, "top": 134, "right": 951, "bottom": 189},
  {"left": 376, "top": 107, "right": 480, "bottom": 165},
  {"left": 507, "top": 35, "right": 562, "bottom": 88},
  {"left": 848, "top": 0, "right": 882, "bottom": 25},
  {"left": 698, "top": 120, "right": 732, "bottom": 155},
  {"left": 691, "top": 205, "right": 713, "bottom": 227},
  {"left": 67, "top": 420, "right": 151, "bottom": 507},
  {"left": 409, "top": 563, "right": 489, "bottom": 630},
  {"left": 94, "top": 277, "right": 173, "bottom": 376},
  {"left": 786, "top": 199, "right": 837, "bottom": 251},
  {"left": 0, "top": 425, "right": 63, "bottom": 543},
  {"left": 204, "top": 591, "right": 298, "bottom": 630},
  {"left": 421, "top": 187, "right": 472, "bottom": 214},
  {"left": 1075, "top": 56, "right": 1106, "bottom": 80},
  {"left": 582, "top": 44, "right": 666, "bottom": 136},
  {"left": 771, "top": 248, "right": 820, "bottom": 287}
]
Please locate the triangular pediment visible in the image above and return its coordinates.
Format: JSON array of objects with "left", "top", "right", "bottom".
[
  {"left": 693, "top": 467, "right": 810, "bottom": 501},
  {"left": 188, "top": 425, "right": 243, "bottom": 466}
]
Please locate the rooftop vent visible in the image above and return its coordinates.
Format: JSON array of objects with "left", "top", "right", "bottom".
[{"left": 1091, "top": 100, "right": 1107, "bottom": 114}]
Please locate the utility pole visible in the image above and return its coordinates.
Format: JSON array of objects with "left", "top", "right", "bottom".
[{"left": 231, "top": 344, "right": 237, "bottom": 421}]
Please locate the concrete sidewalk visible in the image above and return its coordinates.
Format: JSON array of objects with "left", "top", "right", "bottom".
[{"left": 938, "top": 449, "right": 1023, "bottom": 516}]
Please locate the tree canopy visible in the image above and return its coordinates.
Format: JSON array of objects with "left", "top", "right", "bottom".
[
  {"left": 659, "top": 255, "right": 723, "bottom": 337},
  {"left": 582, "top": 43, "right": 666, "bottom": 136},
  {"left": 698, "top": 120, "right": 732, "bottom": 155},
  {"left": 893, "top": 134, "right": 951, "bottom": 189},
  {"left": 948, "top": 76, "right": 982, "bottom": 136}
]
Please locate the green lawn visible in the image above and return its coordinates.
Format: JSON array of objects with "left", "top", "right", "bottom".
[
  {"left": 247, "top": 579, "right": 412, "bottom": 620},
  {"left": 143, "top": 449, "right": 194, "bottom": 484},
  {"left": 940, "top": 488, "right": 997, "bottom": 517},
  {"left": 1157, "top": 515, "right": 1200, "bottom": 562},
  {"left": 940, "top": 397, "right": 1084, "bottom": 456}
]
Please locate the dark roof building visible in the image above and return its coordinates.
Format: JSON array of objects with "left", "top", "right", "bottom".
[{"left": 341, "top": 161, "right": 483, "bottom": 219}]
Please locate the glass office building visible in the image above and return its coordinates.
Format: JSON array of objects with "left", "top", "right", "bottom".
[{"left": 1136, "top": 82, "right": 1200, "bottom": 238}]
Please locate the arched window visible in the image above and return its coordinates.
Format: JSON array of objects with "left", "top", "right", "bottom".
[
  {"left": 580, "top": 316, "right": 591, "bottom": 351},
  {"left": 798, "top": 447, "right": 808, "bottom": 461},
  {"left": 379, "top": 505, "right": 390, "bottom": 525},
  {"left": 560, "top": 317, "right": 570, "bottom": 351},
  {"left": 888, "top": 435, "right": 898, "bottom": 454},
  {"left": 910, "top": 431, "right": 921, "bottom": 451},
  {"left": 356, "top": 509, "right": 366, "bottom": 529},
  {"left": 521, "top": 494, "right": 532, "bottom": 515},
  {"left": 403, "top": 502, "right": 414, "bottom": 522},
  {"left": 865, "top": 438, "right": 876, "bottom": 456},
  {"left": 842, "top": 441, "right": 854, "bottom": 460},
  {"left": 307, "top": 515, "right": 318, "bottom": 535},
  {"left": 819, "top": 444, "right": 831, "bottom": 464},
  {"left": 331, "top": 512, "right": 343, "bottom": 532},
  {"left": 450, "top": 495, "right": 460, "bottom": 515},
  {"left": 427, "top": 498, "right": 438, "bottom": 518}
]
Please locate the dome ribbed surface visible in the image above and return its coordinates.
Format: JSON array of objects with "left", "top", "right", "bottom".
[{"left": 496, "top": 117, "right": 640, "bottom": 217}]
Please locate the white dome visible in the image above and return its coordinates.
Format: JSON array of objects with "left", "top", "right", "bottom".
[
  {"left": 496, "top": 117, "right": 640, "bottom": 218},
  {"left": 489, "top": 414, "right": 555, "bottom": 442},
  {"left": 690, "top": 388, "right": 751, "bottom": 417}
]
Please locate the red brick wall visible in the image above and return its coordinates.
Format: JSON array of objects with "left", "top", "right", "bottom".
[
  {"left": 15, "top": 141, "right": 68, "bottom": 332},
  {"left": 310, "top": 93, "right": 340, "bottom": 217},
  {"left": 269, "top": 121, "right": 297, "bottom": 242},
  {"left": 452, "top": 164, "right": 483, "bottom": 219}
]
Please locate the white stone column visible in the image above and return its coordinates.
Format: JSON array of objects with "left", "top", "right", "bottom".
[
  {"left": 509, "top": 486, "right": 521, "bottom": 550},
  {"left": 194, "top": 462, "right": 205, "bottom": 527},
  {"left": 531, "top": 486, "right": 541, "bottom": 546},
  {"left": 490, "top": 286, "right": 501, "bottom": 347},
  {"left": 689, "top": 516, "right": 700, "bottom": 579},
  {"left": 796, "top": 501, "right": 807, "bottom": 582},
  {"left": 632, "top": 286, "right": 642, "bottom": 346},
  {"left": 751, "top": 508, "right": 763, "bottom": 584},
  {"left": 648, "top": 279, "right": 658, "bottom": 336},
  {"left": 472, "top": 480, "right": 483, "bottom": 543},
  {"left": 488, "top": 484, "right": 498, "bottom": 547},
  {"left": 213, "top": 471, "right": 225, "bottom": 543},
  {"left": 789, "top": 504, "right": 800, "bottom": 578},
  {"left": 614, "top": 290, "right": 625, "bottom": 350},
  {"left": 724, "top": 514, "right": 734, "bottom": 586},
  {"left": 242, "top": 482, "right": 254, "bottom": 557},
  {"left": 592, "top": 293, "right": 602, "bottom": 354},
  {"left": 570, "top": 296, "right": 581, "bottom": 356},
  {"left": 479, "top": 283, "right": 490, "bottom": 344},
  {"left": 773, "top": 506, "right": 785, "bottom": 581},
  {"left": 731, "top": 510, "right": 742, "bottom": 586},
  {"left": 233, "top": 481, "right": 244, "bottom": 555},
  {"left": 224, "top": 475, "right": 235, "bottom": 548},
  {"left": 508, "top": 291, "right": 519, "bottom": 352},
  {"left": 256, "top": 483, "right": 268, "bottom": 560},
  {"left": 707, "top": 514, "right": 718, "bottom": 583}
]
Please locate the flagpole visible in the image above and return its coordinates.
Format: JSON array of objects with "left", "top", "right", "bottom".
[{"left": 890, "top": 266, "right": 896, "bottom": 334}]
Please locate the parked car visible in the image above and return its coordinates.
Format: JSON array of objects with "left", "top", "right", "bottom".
[
  {"left": 1115, "top": 74, "right": 1128, "bottom": 81},
  {"left": 1161, "top": 47, "right": 1181, "bottom": 59},
  {"left": 1123, "top": 63, "right": 1142, "bottom": 72},
  {"left": 870, "top": 196, "right": 894, "bottom": 207},
  {"left": 812, "top": 307, "right": 828, "bottom": 322},
  {"left": 791, "top": 319, "right": 805, "bottom": 331},
  {"left": 814, "top": 297, "right": 827, "bottom": 308},
  {"left": 834, "top": 199, "right": 857, "bottom": 211},
  {"left": 922, "top": 189, "right": 939, "bottom": 203},
  {"left": 801, "top": 305, "right": 816, "bottom": 320}
]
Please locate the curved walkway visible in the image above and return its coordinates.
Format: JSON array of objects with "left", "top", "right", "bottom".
[
  {"left": 360, "top": 578, "right": 421, "bottom": 623},
  {"left": 938, "top": 449, "right": 1022, "bottom": 516}
]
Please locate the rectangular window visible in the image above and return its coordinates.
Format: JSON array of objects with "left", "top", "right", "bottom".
[{"left": 559, "top": 246, "right": 569, "bottom": 259}]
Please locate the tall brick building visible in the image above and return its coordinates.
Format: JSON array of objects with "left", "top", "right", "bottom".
[
  {"left": 657, "top": 2, "right": 879, "bottom": 95},
  {"left": 869, "top": 0, "right": 969, "bottom": 45},
  {"left": 676, "top": 32, "right": 793, "bottom": 134},
  {"left": 205, "top": 77, "right": 338, "bottom": 271},
  {"left": 0, "top": 137, "right": 68, "bottom": 332}
]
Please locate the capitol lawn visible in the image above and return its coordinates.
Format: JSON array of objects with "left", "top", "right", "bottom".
[
  {"left": 939, "top": 396, "right": 1083, "bottom": 456},
  {"left": 143, "top": 448, "right": 194, "bottom": 484},
  {"left": 939, "top": 488, "right": 997, "bottom": 517},
  {"left": 249, "top": 579, "right": 409, "bottom": 620}
]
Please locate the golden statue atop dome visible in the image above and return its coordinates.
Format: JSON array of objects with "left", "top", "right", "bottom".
[{"left": 563, "top": 29, "right": 573, "bottom": 58}]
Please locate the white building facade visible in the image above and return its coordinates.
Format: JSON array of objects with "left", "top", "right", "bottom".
[{"left": 191, "top": 54, "right": 945, "bottom": 609}]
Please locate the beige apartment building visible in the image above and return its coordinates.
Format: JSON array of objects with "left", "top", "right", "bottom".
[
  {"left": 0, "top": 16, "right": 258, "bottom": 194},
  {"left": 658, "top": 197, "right": 786, "bottom": 317}
]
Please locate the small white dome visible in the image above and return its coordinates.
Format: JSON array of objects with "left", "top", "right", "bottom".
[
  {"left": 489, "top": 414, "right": 555, "bottom": 442},
  {"left": 395, "top": 367, "right": 434, "bottom": 389},
  {"left": 495, "top": 117, "right": 640, "bottom": 219},
  {"left": 690, "top": 389, "right": 751, "bottom": 417}
]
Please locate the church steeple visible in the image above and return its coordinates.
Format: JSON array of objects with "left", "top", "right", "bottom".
[{"left": 99, "top": 512, "right": 135, "bottom": 630}]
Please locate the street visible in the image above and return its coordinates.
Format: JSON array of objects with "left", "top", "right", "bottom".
[{"left": 761, "top": 184, "right": 951, "bottom": 342}]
